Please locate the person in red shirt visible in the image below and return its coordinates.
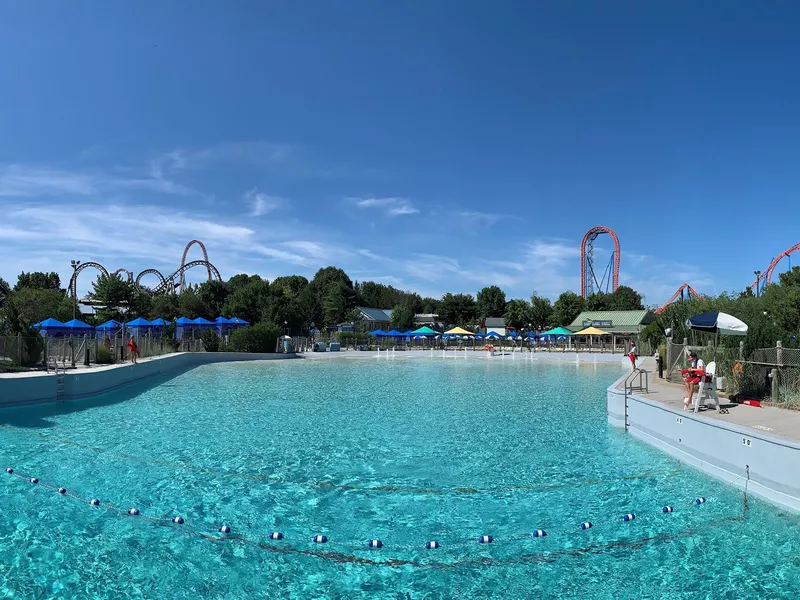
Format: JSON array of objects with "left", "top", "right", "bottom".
[{"left": 127, "top": 335, "right": 139, "bottom": 364}]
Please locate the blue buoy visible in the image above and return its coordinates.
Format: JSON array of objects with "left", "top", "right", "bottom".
[
  {"left": 478, "top": 535, "right": 493, "bottom": 544},
  {"left": 270, "top": 532, "right": 284, "bottom": 540},
  {"left": 425, "top": 541, "right": 440, "bottom": 549},
  {"left": 580, "top": 522, "right": 594, "bottom": 530},
  {"left": 313, "top": 535, "right": 328, "bottom": 543},
  {"left": 695, "top": 497, "right": 707, "bottom": 505},
  {"left": 218, "top": 525, "right": 231, "bottom": 534},
  {"left": 663, "top": 506, "right": 674, "bottom": 513},
  {"left": 128, "top": 508, "right": 140, "bottom": 516},
  {"left": 532, "top": 530, "right": 547, "bottom": 537},
  {"left": 623, "top": 514, "right": 636, "bottom": 522},
  {"left": 58, "top": 488, "right": 67, "bottom": 495},
  {"left": 90, "top": 499, "right": 100, "bottom": 506},
  {"left": 29, "top": 477, "right": 38, "bottom": 484},
  {"left": 5, "top": 468, "right": 13, "bottom": 474},
  {"left": 367, "top": 539, "right": 383, "bottom": 549},
  {"left": 172, "top": 517, "right": 184, "bottom": 525}
]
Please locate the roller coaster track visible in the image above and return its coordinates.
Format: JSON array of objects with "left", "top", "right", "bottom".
[
  {"left": 654, "top": 284, "right": 703, "bottom": 314},
  {"left": 580, "top": 226, "right": 621, "bottom": 299},
  {"left": 151, "top": 260, "right": 222, "bottom": 295},
  {"left": 113, "top": 269, "right": 133, "bottom": 282},
  {"left": 135, "top": 269, "right": 168, "bottom": 291},
  {"left": 67, "top": 241, "right": 221, "bottom": 298},
  {"left": 179, "top": 240, "right": 212, "bottom": 291},
  {"left": 69, "top": 262, "right": 110, "bottom": 299},
  {"left": 749, "top": 242, "right": 800, "bottom": 290}
]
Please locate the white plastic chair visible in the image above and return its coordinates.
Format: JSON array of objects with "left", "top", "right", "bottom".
[{"left": 692, "top": 361, "right": 720, "bottom": 413}]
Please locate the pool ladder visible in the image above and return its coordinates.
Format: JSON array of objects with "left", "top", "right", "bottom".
[
  {"left": 622, "top": 368, "right": 649, "bottom": 431},
  {"left": 48, "top": 357, "right": 67, "bottom": 401}
]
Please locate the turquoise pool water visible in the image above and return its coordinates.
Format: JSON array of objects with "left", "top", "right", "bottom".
[{"left": 1, "top": 357, "right": 800, "bottom": 598}]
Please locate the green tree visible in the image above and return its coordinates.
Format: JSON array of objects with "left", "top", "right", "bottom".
[
  {"left": 310, "top": 266, "right": 353, "bottom": 297},
  {"left": 198, "top": 280, "right": 229, "bottom": 317},
  {"left": 0, "top": 276, "right": 10, "bottom": 295},
  {"left": 421, "top": 297, "right": 440, "bottom": 314},
  {"left": 89, "top": 274, "right": 134, "bottom": 322},
  {"left": 779, "top": 266, "right": 800, "bottom": 288},
  {"left": 222, "top": 278, "right": 271, "bottom": 325},
  {"left": 226, "top": 273, "right": 263, "bottom": 295},
  {"left": 552, "top": 291, "right": 586, "bottom": 326},
  {"left": 610, "top": 285, "right": 644, "bottom": 310},
  {"left": 150, "top": 293, "right": 180, "bottom": 320},
  {"left": 439, "top": 293, "right": 477, "bottom": 327},
  {"left": 503, "top": 299, "right": 530, "bottom": 330},
  {"left": 323, "top": 281, "right": 356, "bottom": 326},
  {"left": 130, "top": 290, "right": 154, "bottom": 319},
  {"left": 585, "top": 292, "right": 611, "bottom": 311},
  {"left": 1, "top": 288, "right": 72, "bottom": 326},
  {"left": 15, "top": 271, "right": 62, "bottom": 291},
  {"left": 389, "top": 304, "right": 415, "bottom": 331},
  {"left": 476, "top": 285, "right": 507, "bottom": 318},
  {"left": 271, "top": 275, "right": 309, "bottom": 296},
  {"left": 178, "top": 287, "right": 207, "bottom": 318},
  {"left": 529, "top": 294, "right": 553, "bottom": 331}
]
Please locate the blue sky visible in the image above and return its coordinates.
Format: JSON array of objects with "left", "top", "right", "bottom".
[{"left": 2, "top": 2, "right": 800, "bottom": 305}]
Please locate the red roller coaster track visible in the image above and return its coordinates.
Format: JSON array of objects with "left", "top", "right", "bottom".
[
  {"left": 654, "top": 283, "right": 703, "bottom": 314},
  {"left": 749, "top": 242, "right": 800, "bottom": 290},
  {"left": 580, "top": 226, "right": 620, "bottom": 299}
]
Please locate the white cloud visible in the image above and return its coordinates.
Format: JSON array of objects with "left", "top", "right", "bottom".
[
  {"left": 458, "top": 210, "right": 513, "bottom": 228},
  {"left": 0, "top": 166, "right": 96, "bottom": 196},
  {"left": 244, "top": 188, "right": 283, "bottom": 216},
  {"left": 0, "top": 164, "right": 200, "bottom": 199},
  {"left": 352, "top": 196, "right": 418, "bottom": 217}
]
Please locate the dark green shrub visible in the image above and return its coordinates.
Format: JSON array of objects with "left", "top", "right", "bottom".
[
  {"left": 200, "top": 329, "right": 221, "bottom": 352},
  {"left": 228, "top": 323, "right": 279, "bottom": 353},
  {"left": 97, "top": 345, "right": 112, "bottom": 364}
]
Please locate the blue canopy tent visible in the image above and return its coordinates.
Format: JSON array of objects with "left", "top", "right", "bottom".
[
  {"left": 149, "top": 318, "right": 169, "bottom": 327},
  {"left": 368, "top": 329, "right": 384, "bottom": 337},
  {"left": 125, "top": 317, "right": 153, "bottom": 338},
  {"left": 96, "top": 320, "right": 122, "bottom": 337},
  {"left": 385, "top": 329, "right": 406, "bottom": 337},
  {"left": 63, "top": 319, "right": 94, "bottom": 333},
  {"left": 228, "top": 317, "right": 249, "bottom": 329},
  {"left": 192, "top": 317, "right": 216, "bottom": 329},
  {"left": 485, "top": 331, "right": 503, "bottom": 340},
  {"left": 214, "top": 316, "right": 235, "bottom": 336},
  {"left": 473, "top": 332, "right": 484, "bottom": 340},
  {"left": 33, "top": 318, "right": 69, "bottom": 337},
  {"left": 175, "top": 316, "right": 196, "bottom": 340}
]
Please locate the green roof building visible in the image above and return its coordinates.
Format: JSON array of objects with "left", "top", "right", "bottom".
[{"left": 568, "top": 310, "right": 655, "bottom": 335}]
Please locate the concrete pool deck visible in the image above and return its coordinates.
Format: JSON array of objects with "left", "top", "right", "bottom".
[
  {"left": 608, "top": 358, "right": 800, "bottom": 512},
  {"left": 0, "top": 352, "right": 298, "bottom": 407}
]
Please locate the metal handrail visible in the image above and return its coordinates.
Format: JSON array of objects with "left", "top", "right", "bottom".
[{"left": 624, "top": 368, "right": 649, "bottom": 395}]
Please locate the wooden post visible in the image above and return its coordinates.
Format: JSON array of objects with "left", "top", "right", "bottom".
[
  {"left": 17, "top": 332, "right": 22, "bottom": 365},
  {"left": 777, "top": 340, "right": 783, "bottom": 367},
  {"left": 771, "top": 368, "right": 779, "bottom": 403}
]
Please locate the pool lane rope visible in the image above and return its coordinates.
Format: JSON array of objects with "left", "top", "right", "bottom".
[{"left": 4, "top": 465, "right": 722, "bottom": 553}]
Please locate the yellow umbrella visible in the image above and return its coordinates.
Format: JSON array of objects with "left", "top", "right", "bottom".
[
  {"left": 444, "top": 326, "right": 475, "bottom": 335},
  {"left": 573, "top": 326, "right": 610, "bottom": 336}
]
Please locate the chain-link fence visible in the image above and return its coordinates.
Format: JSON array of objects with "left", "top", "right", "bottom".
[
  {"left": 0, "top": 333, "right": 204, "bottom": 371},
  {"left": 665, "top": 338, "right": 800, "bottom": 406}
]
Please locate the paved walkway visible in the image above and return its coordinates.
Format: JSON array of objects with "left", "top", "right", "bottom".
[{"left": 621, "top": 358, "right": 800, "bottom": 442}]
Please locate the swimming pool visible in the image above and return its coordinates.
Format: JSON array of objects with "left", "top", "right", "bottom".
[{"left": 1, "top": 357, "right": 799, "bottom": 598}]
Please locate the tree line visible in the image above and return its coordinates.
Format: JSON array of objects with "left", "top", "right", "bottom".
[{"left": 0, "top": 266, "right": 646, "bottom": 337}]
